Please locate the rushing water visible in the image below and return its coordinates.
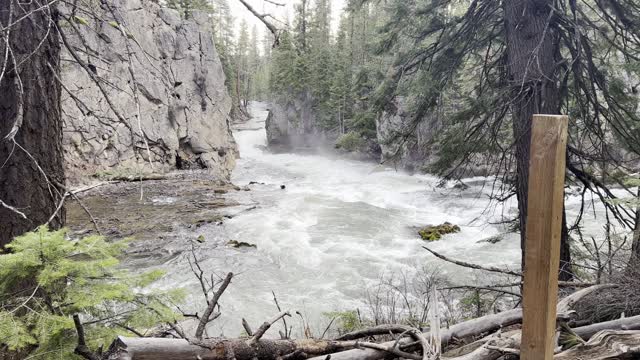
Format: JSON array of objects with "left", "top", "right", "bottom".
[{"left": 154, "top": 102, "right": 611, "bottom": 337}]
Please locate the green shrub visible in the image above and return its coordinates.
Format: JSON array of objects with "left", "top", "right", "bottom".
[
  {"left": 0, "top": 227, "right": 183, "bottom": 359},
  {"left": 335, "top": 132, "right": 366, "bottom": 152},
  {"left": 323, "top": 310, "right": 362, "bottom": 335}
]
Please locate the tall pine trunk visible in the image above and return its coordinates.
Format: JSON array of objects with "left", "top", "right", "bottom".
[
  {"left": 0, "top": 1, "right": 64, "bottom": 249},
  {"left": 503, "top": 0, "right": 573, "bottom": 281},
  {"left": 627, "top": 188, "right": 640, "bottom": 272}
]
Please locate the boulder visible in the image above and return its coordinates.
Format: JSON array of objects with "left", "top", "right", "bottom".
[
  {"left": 418, "top": 222, "right": 461, "bottom": 241},
  {"left": 227, "top": 240, "right": 257, "bottom": 249}
]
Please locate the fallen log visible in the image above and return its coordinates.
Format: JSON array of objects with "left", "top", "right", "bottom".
[
  {"left": 102, "top": 285, "right": 616, "bottom": 360},
  {"left": 554, "top": 330, "right": 640, "bottom": 359},
  {"left": 308, "top": 284, "right": 609, "bottom": 360},
  {"left": 574, "top": 315, "right": 640, "bottom": 341},
  {"left": 445, "top": 332, "right": 521, "bottom": 360},
  {"left": 106, "top": 337, "right": 360, "bottom": 360},
  {"left": 556, "top": 284, "right": 616, "bottom": 314}
]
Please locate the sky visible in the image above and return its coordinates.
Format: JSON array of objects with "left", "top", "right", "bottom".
[{"left": 228, "top": 0, "right": 347, "bottom": 39}]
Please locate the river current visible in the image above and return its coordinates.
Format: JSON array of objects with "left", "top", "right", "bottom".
[{"left": 153, "top": 102, "right": 608, "bottom": 337}]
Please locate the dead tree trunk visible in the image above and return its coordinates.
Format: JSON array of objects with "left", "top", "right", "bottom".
[
  {"left": 628, "top": 187, "right": 640, "bottom": 272},
  {"left": 554, "top": 330, "right": 640, "bottom": 359},
  {"left": 503, "top": 0, "right": 572, "bottom": 281},
  {"left": 107, "top": 336, "right": 361, "bottom": 360},
  {"left": 574, "top": 315, "right": 640, "bottom": 340},
  {"left": 0, "top": 0, "right": 64, "bottom": 249}
]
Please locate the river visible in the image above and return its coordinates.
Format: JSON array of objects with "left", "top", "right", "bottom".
[{"left": 151, "top": 102, "right": 609, "bottom": 337}]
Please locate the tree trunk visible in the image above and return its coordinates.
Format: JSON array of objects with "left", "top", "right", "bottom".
[
  {"left": 574, "top": 315, "right": 640, "bottom": 341},
  {"left": 300, "top": 0, "right": 307, "bottom": 51},
  {"left": 554, "top": 330, "right": 640, "bottom": 359},
  {"left": 559, "top": 207, "right": 573, "bottom": 281},
  {"left": 628, "top": 187, "right": 640, "bottom": 271},
  {"left": 503, "top": 0, "right": 572, "bottom": 280},
  {"left": 0, "top": 0, "right": 64, "bottom": 249}
]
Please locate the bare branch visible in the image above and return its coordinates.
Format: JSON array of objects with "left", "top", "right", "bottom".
[
  {"left": 0, "top": 198, "right": 27, "bottom": 220},
  {"left": 422, "top": 246, "right": 522, "bottom": 277},
  {"left": 195, "top": 272, "right": 233, "bottom": 339},
  {"left": 357, "top": 342, "right": 421, "bottom": 360},
  {"left": 236, "top": 0, "right": 281, "bottom": 46},
  {"left": 248, "top": 311, "right": 292, "bottom": 346},
  {"left": 73, "top": 314, "right": 101, "bottom": 360},
  {"left": 242, "top": 318, "right": 254, "bottom": 336},
  {"left": 263, "top": 0, "right": 285, "bottom": 6},
  {"left": 272, "top": 290, "right": 289, "bottom": 338}
]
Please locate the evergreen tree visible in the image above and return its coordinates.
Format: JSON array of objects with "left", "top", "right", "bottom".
[
  {"left": 292, "top": 0, "right": 309, "bottom": 51},
  {"left": 371, "top": 0, "right": 640, "bottom": 278},
  {"left": 248, "top": 27, "right": 269, "bottom": 101},
  {"left": 0, "top": 228, "right": 182, "bottom": 358},
  {"left": 236, "top": 20, "right": 251, "bottom": 108},
  {"left": 165, "top": 0, "right": 213, "bottom": 18},
  {"left": 270, "top": 31, "right": 299, "bottom": 96},
  {"left": 330, "top": 20, "right": 352, "bottom": 135}
]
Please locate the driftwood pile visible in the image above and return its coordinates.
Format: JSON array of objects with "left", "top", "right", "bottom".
[
  {"left": 65, "top": 245, "right": 640, "bottom": 360},
  {"left": 93, "top": 283, "right": 640, "bottom": 360}
]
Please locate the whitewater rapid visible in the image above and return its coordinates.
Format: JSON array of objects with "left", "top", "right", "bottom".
[{"left": 155, "top": 102, "right": 609, "bottom": 337}]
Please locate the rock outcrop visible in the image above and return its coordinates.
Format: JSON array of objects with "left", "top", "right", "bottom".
[
  {"left": 376, "top": 98, "right": 434, "bottom": 172},
  {"left": 265, "top": 93, "right": 329, "bottom": 149},
  {"left": 60, "top": 0, "right": 237, "bottom": 183}
]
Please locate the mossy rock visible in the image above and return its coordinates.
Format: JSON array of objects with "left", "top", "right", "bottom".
[
  {"left": 227, "top": 240, "right": 257, "bottom": 249},
  {"left": 418, "top": 222, "right": 461, "bottom": 241}
]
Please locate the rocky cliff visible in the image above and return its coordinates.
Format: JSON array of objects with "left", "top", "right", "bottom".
[
  {"left": 60, "top": 0, "right": 237, "bottom": 183},
  {"left": 375, "top": 98, "right": 434, "bottom": 172},
  {"left": 265, "top": 93, "right": 329, "bottom": 150}
]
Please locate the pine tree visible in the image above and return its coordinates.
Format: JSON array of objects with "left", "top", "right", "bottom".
[
  {"left": 270, "top": 31, "right": 299, "bottom": 96},
  {"left": 248, "top": 27, "right": 268, "bottom": 101},
  {"left": 236, "top": 20, "right": 251, "bottom": 108},
  {"left": 330, "top": 20, "right": 352, "bottom": 135},
  {"left": 165, "top": 0, "right": 213, "bottom": 18},
  {"left": 292, "top": 0, "right": 309, "bottom": 51},
  {"left": 371, "top": 0, "right": 640, "bottom": 279},
  {"left": 0, "top": 227, "right": 183, "bottom": 358}
]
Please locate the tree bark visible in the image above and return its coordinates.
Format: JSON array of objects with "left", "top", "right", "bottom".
[
  {"left": 503, "top": 0, "right": 572, "bottom": 280},
  {"left": 107, "top": 336, "right": 360, "bottom": 360},
  {"left": 0, "top": 0, "right": 64, "bottom": 249},
  {"left": 627, "top": 187, "right": 640, "bottom": 272},
  {"left": 554, "top": 330, "right": 640, "bottom": 359},
  {"left": 574, "top": 315, "right": 640, "bottom": 341}
]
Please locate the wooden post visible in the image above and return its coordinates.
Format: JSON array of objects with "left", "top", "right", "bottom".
[{"left": 520, "top": 115, "right": 569, "bottom": 359}]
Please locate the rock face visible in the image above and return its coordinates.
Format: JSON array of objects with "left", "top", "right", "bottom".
[
  {"left": 265, "top": 93, "right": 328, "bottom": 149},
  {"left": 60, "top": 0, "right": 237, "bottom": 183},
  {"left": 376, "top": 98, "right": 435, "bottom": 172}
]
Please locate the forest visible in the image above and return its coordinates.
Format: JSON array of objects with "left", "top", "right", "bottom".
[{"left": 1, "top": 0, "right": 640, "bottom": 359}]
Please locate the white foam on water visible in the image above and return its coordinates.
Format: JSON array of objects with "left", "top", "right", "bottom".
[{"left": 154, "top": 101, "right": 618, "bottom": 337}]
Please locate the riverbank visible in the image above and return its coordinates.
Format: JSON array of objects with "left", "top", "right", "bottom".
[{"left": 67, "top": 172, "right": 256, "bottom": 267}]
